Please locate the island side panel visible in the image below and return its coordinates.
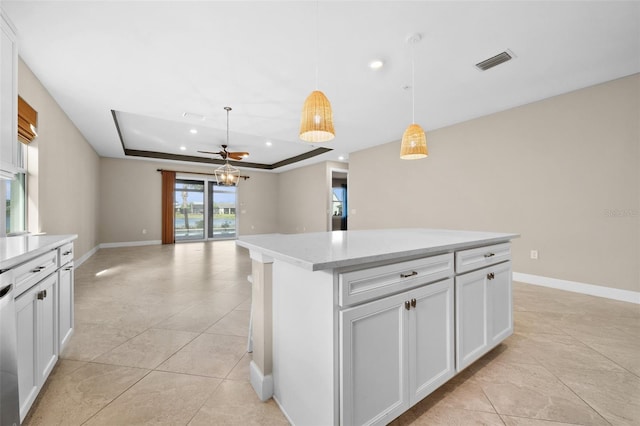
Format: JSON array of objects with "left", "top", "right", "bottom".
[
  {"left": 273, "top": 260, "right": 337, "bottom": 426},
  {"left": 249, "top": 252, "right": 274, "bottom": 401}
]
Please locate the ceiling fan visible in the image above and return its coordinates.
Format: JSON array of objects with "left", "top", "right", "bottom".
[
  {"left": 197, "top": 107, "right": 250, "bottom": 161},
  {"left": 198, "top": 144, "right": 249, "bottom": 161}
]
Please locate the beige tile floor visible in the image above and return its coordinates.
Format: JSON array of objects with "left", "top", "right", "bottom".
[{"left": 23, "top": 241, "right": 639, "bottom": 425}]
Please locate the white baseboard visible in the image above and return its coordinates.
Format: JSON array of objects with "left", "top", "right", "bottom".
[
  {"left": 75, "top": 245, "right": 99, "bottom": 268},
  {"left": 99, "top": 240, "right": 161, "bottom": 249},
  {"left": 513, "top": 272, "right": 640, "bottom": 305},
  {"left": 249, "top": 361, "right": 274, "bottom": 402}
]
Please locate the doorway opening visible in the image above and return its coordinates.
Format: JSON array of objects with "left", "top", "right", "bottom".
[{"left": 331, "top": 170, "right": 348, "bottom": 231}]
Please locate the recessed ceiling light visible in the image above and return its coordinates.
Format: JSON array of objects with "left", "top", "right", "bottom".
[
  {"left": 190, "top": 129, "right": 198, "bottom": 134},
  {"left": 265, "top": 141, "right": 273, "bottom": 147},
  {"left": 180, "top": 146, "right": 186, "bottom": 151},
  {"left": 369, "top": 60, "right": 384, "bottom": 70},
  {"left": 338, "top": 155, "right": 345, "bottom": 161}
]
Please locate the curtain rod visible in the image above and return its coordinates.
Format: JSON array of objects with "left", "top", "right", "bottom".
[{"left": 156, "top": 169, "right": 250, "bottom": 180}]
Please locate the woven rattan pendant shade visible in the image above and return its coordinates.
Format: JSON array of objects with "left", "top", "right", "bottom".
[
  {"left": 299, "top": 90, "right": 335, "bottom": 142},
  {"left": 400, "top": 123, "right": 428, "bottom": 159}
]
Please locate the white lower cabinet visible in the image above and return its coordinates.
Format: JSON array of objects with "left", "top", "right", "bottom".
[
  {"left": 15, "top": 272, "right": 58, "bottom": 420},
  {"left": 455, "top": 261, "right": 512, "bottom": 371},
  {"left": 58, "top": 262, "right": 74, "bottom": 350},
  {"left": 340, "top": 278, "right": 455, "bottom": 426}
]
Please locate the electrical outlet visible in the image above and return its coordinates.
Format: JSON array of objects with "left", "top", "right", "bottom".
[{"left": 530, "top": 250, "right": 538, "bottom": 260}]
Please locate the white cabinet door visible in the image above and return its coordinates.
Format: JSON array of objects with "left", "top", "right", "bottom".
[
  {"left": 38, "top": 273, "right": 58, "bottom": 384},
  {"left": 340, "top": 291, "right": 410, "bottom": 426},
  {"left": 0, "top": 12, "right": 18, "bottom": 176},
  {"left": 488, "top": 262, "right": 513, "bottom": 346},
  {"left": 15, "top": 284, "right": 39, "bottom": 420},
  {"left": 409, "top": 279, "right": 455, "bottom": 404},
  {"left": 58, "top": 263, "right": 74, "bottom": 350},
  {"left": 455, "top": 268, "right": 489, "bottom": 372},
  {"left": 15, "top": 273, "right": 59, "bottom": 422},
  {"left": 456, "top": 261, "right": 513, "bottom": 372}
]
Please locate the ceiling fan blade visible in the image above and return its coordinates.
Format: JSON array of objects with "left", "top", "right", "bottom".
[
  {"left": 227, "top": 151, "right": 250, "bottom": 160},
  {"left": 197, "top": 150, "right": 223, "bottom": 155}
]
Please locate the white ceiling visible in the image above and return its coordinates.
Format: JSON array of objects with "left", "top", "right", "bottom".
[{"left": 3, "top": 1, "right": 639, "bottom": 172}]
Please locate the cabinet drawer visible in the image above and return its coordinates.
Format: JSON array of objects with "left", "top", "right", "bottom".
[
  {"left": 339, "top": 253, "right": 453, "bottom": 307},
  {"left": 58, "top": 242, "right": 74, "bottom": 267},
  {"left": 13, "top": 250, "right": 58, "bottom": 296},
  {"left": 455, "top": 243, "right": 510, "bottom": 274}
]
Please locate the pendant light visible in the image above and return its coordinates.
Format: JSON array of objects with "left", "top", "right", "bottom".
[
  {"left": 400, "top": 33, "right": 428, "bottom": 160},
  {"left": 299, "top": 0, "right": 335, "bottom": 143},
  {"left": 214, "top": 107, "right": 241, "bottom": 186}
]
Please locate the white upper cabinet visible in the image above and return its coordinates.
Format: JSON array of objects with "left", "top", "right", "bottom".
[{"left": 1, "top": 10, "right": 19, "bottom": 179}]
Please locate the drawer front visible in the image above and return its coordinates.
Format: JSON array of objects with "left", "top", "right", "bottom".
[
  {"left": 13, "top": 250, "right": 58, "bottom": 296},
  {"left": 455, "top": 243, "right": 511, "bottom": 274},
  {"left": 58, "top": 242, "right": 74, "bottom": 267},
  {"left": 339, "top": 253, "right": 454, "bottom": 307}
]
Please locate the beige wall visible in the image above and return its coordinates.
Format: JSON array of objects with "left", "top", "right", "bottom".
[
  {"left": 99, "top": 157, "right": 279, "bottom": 243},
  {"left": 276, "top": 161, "right": 348, "bottom": 234},
  {"left": 349, "top": 74, "right": 640, "bottom": 293},
  {"left": 18, "top": 58, "right": 100, "bottom": 261}
]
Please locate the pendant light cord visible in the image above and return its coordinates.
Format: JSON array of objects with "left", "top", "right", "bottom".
[
  {"left": 315, "top": 0, "right": 319, "bottom": 90},
  {"left": 411, "top": 41, "right": 416, "bottom": 124}
]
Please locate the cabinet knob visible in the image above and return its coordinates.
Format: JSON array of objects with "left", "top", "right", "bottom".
[
  {"left": 411, "top": 298, "right": 417, "bottom": 308},
  {"left": 487, "top": 272, "right": 495, "bottom": 280},
  {"left": 400, "top": 271, "right": 418, "bottom": 279},
  {"left": 404, "top": 301, "right": 411, "bottom": 311},
  {"left": 37, "top": 290, "right": 45, "bottom": 300},
  {"left": 484, "top": 252, "right": 495, "bottom": 258}
]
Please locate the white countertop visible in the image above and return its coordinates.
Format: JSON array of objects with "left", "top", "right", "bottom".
[
  {"left": 0, "top": 234, "right": 77, "bottom": 271},
  {"left": 237, "top": 228, "right": 519, "bottom": 271}
]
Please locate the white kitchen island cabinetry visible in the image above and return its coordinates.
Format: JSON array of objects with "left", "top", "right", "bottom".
[
  {"left": 237, "top": 229, "right": 518, "bottom": 426},
  {"left": 341, "top": 278, "right": 455, "bottom": 426},
  {"left": 456, "top": 260, "right": 513, "bottom": 371},
  {"left": 0, "top": 234, "right": 77, "bottom": 422}
]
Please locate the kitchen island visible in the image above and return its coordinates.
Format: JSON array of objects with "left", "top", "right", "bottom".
[{"left": 237, "top": 228, "right": 518, "bottom": 426}]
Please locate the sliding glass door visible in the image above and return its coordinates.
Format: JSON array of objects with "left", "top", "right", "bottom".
[{"left": 174, "top": 178, "right": 238, "bottom": 242}]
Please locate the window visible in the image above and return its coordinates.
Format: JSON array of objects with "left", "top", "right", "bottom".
[
  {"left": 5, "top": 172, "right": 26, "bottom": 234},
  {"left": 174, "top": 179, "right": 205, "bottom": 241},
  {"left": 208, "top": 182, "right": 237, "bottom": 239}
]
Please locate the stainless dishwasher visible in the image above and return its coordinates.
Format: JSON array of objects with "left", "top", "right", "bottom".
[{"left": 0, "top": 270, "right": 20, "bottom": 426}]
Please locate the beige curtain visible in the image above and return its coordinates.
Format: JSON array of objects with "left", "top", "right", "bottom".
[{"left": 161, "top": 170, "right": 175, "bottom": 244}]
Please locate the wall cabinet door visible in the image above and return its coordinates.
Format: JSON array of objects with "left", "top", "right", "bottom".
[
  {"left": 455, "top": 261, "right": 512, "bottom": 372},
  {"left": 340, "top": 291, "right": 410, "bottom": 426},
  {"left": 58, "top": 263, "right": 74, "bottom": 350},
  {"left": 340, "top": 279, "right": 455, "bottom": 426},
  {"left": 1, "top": 11, "right": 19, "bottom": 176},
  {"left": 15, "top": 273, "right": 59, "bottom": 421},
  {"left": 409, "top": 279, "right": 455, "bottom": 404},
  {"left": 15, "top": 284, "right": 39, "bottom": 419}
]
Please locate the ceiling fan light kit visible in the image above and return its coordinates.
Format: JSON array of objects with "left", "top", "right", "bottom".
[{"left": 400, "top": 33, "right": 428, "bottom": 160}]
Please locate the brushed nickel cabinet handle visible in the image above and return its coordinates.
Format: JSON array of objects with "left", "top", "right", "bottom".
[
  {"left": 484, "top": 253, "right": 495, "bottom": 258},
  {"left": 411, "top": 298, "right": 416, "bottom": 308},
  {"left": 31, "top": 266, "right": 45, "bottom": 273},
  {"left": 63, "top": 250, "right": 72, "bottom": 255},
  {"left": 404, "top": 301, "right": 411, "bottom": 311},
  {"left": 400, "top": 271, "right": 418, "bottom": 279}
]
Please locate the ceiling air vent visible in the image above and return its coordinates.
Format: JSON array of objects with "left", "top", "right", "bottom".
[{"left": 475, "top": 51, "right": 513, "bottom": 71}]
